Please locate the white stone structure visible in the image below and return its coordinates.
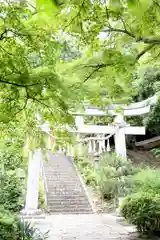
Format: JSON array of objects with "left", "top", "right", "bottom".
[
  {"left": 22, "top": 94, "right": 158, "bottom": 213},
  {"left": 22, "top": 124, "right": 53, "bottom": 215},
  {"left": 71, "top": 94, "right": 158, "bottom": 160},
  {"left": 22, "top": 150, "right": 42, "bottom": 215}
]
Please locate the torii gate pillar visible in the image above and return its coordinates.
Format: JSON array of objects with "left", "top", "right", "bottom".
[
  {"left": 114, "top": 115, "right": 127, "bottom": 160},
  {"left": 114, "top": 127, "right": 126, "bottom": 159}
]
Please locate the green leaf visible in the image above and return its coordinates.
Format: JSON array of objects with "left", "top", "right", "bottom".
[
  {"left": 109, "top": 0, "right": 122, "bottom": 12},
  {"left": 36, "top": 0, "right": 57, "bottom": 15}
]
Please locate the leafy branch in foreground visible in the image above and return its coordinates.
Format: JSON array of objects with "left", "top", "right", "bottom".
[
  {"left": 0, "top": 1, "right": 86, "bottom": 124},
  {"left": 39, "top": 0, "right": 160, "bottom": 104}
]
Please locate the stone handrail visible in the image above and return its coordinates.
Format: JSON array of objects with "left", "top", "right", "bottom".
[{"left": 41, "top": 160, "right": 48, "bottom": 206}]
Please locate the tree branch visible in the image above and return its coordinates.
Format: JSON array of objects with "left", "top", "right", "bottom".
[
  {"left": 0, "top": 45, "right": 14, "bottom": 56},
  {"left": 104, "top": 27, "right": 160, "bottom": 45},
  {"left": 14, "top": 98, "right": 28, "bottom": 115},
  {"left": 84, "top": 64, "right": 107, "bottom": 83},
  {"left": 137, "top": 37, "right": 160, "bottom": 45},
  {"left": 63, "top": 0, "right": 85, "bottom": 31},
  {"left": 103, "top": 27, "right": 135, "bottom": 38},
  {"left": 0, "top": 29, "right": 7, "bottom": 40},
  {"left": 136, "top": 44, "right": 155, "bottom": 60},
  {"left": 81, "top": 63, "right": 107, "bottom": 68},
  {"left": 29, "top": 96, "right": 55, "bottom": 118},
  {"left": 0, "top": 79, "right": 39, "bottom": 88}
]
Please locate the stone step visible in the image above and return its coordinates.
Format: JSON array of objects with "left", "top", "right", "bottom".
[
  {"left": 45, "top": 168, "right": 76, "bottom": 171},
  {"left": 46, "top": 180, "right": 80, "bottom": 183},
  {"left": 46, "top": 187, "right": 85, "bottom": 191},
  {"left": 47, "top": 201, "right": 91, "bottom": 206},
  {"left": 47, "top": 206, "right": 92, "bottom": 212},
  {"left": 46, "top": 195, "right": 89, "bottom": 200},
  {"left": 47, "top": 208, "right": 93, "bottom": 213},
  {"left": 47, "top": 197, "right": 89, "bottom": 202},
  {"left": 44, "top": 154, "right": 93, "bottom": 214},
  {"left": 46, "top": 181, "right": 82, "bottom": 185},
  {"left": 47, "top": 202, "right": 92, "bottom": 208},
  {"left": 46, "top": 173, "right": 79, "bottom": 177},
  {"left": 47, "top": 184, "right": 82, "bottom": 188},
  {"left": 47, "top": 195, "right": 88, "bottom": 200},
  {"left": 45, "top": 172, "right": 78, "bottom": 176}
]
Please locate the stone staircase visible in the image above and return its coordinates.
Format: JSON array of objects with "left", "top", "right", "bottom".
[{"left": 44, "top": 154, "right": 93, "bottom": 214}]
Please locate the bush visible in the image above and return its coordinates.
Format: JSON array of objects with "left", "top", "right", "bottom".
[
  {"left": 130, "top": 168, "right": 160, "bottom": 194},
  {"left": 100, "top": 153, "right": 138, "bottom": 175},
  {"left": 0, "top": 205, "right": 18, "bottom": 240},
  {"left": 82, "top": 167, "right": 97, "bottom": 186},
  {"left": 75, "top": 153, "right": 140, "bottom": 200},
  {"left": 75, "top": 156, "right": 97, "bottom": 187},
  {"left": 0, "top": 206, "right": 48, "bottom": 240},
  {"left": 0, "top": 146, "right": 23, "bottom": 171},
  {"left": 0, "top": 171, "right": 22, "bottom": 212},
  {"left": 0, "top": 206, "right": 49, "bottom": 240},
  {"left": 121, "top": 192, "right": 160, "bottom": 233},
  {"left": 97, "top": 153, "right": 138, "bottom": 200},
  {"left": 96, "top": 165, "right": 118, "bottom": 200}
]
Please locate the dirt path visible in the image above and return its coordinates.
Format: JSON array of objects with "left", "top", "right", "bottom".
[{"left": 128, "top": 150, "right": 160, "bottom": 168}]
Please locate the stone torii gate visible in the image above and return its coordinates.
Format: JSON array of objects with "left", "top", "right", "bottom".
[{"left": 71, "top": 95, "right": 158, "bottom": 160}]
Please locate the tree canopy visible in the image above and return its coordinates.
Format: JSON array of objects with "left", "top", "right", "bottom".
[
  {"left": 0, "top": 0, "right": 87, "bottom": 126},
  {"left": 40, "top": 0, "right": 160, "bottom": 104},
  {"left": 2, "top": 0, "right": 160, "bottom": 120},
  {"left": 1, "top": 0, "right": 160, "bottom": 142}
]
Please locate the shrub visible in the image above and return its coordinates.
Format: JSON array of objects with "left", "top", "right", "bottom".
[
  {"left": 121, "top": 192, "right": 160, "bottom": 233},
  {"left": 82, "top": 167, "right": 97, "bottom": 186},
  {"left": 75, "top": 156, "right": 97, "bottom": 187},
  {"left": 0, "top": 171, "right": 22, "bottom": 212},
  {"left": 97, "top": 153, "right": 138, "bottom": 200},
  {"left": 96, "top": 165, "right": 118, "bottom": 200},
  {"left": 100, "top": 153, "right": 138, "bottom": 175},
  {"left": 0, "top": 204, "right": 49, "bottom": 240},
  {"left": 0, "top": 205, "right": 18, "bottom": 240},
  {"left": 0, "top": 206, "right": 49, "bottom": 240},
  {"left": 130, "top": 168, "right": 160, "bottom": 194},
  {"left": 0, "top": 146, "right": 23, "bottom": 171}
]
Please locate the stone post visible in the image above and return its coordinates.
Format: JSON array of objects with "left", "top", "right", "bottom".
[
  {"left": 22, "top": 150, "right": 42, "bottom": 214},
  {"left": 114, "top": 115, "right": 127, "bottom": 160},
  {"left": 93, "top": 140, "right": 96, "bottom": 153},
  {"left": 76, "top": 133, "right": 82, "bottom": 156},
  {"left": 88, "top": 140, "right": 92, "bottom": 154}
]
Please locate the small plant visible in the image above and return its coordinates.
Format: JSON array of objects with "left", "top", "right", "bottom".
[
  {"left": 0, "top": 207, "right": 49, "bottom": 240},
  {"left": 121, "top": 192, "right": 160, "bottom": 234},
  {"left": 17, "top": 218, "right": 49, "bottom": 240},
  {"left": 151, "top": 148, "right": 160, "bottom": 159},
  {"left": 38, "top": 178, "right": 46, "bottom": 210}
]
